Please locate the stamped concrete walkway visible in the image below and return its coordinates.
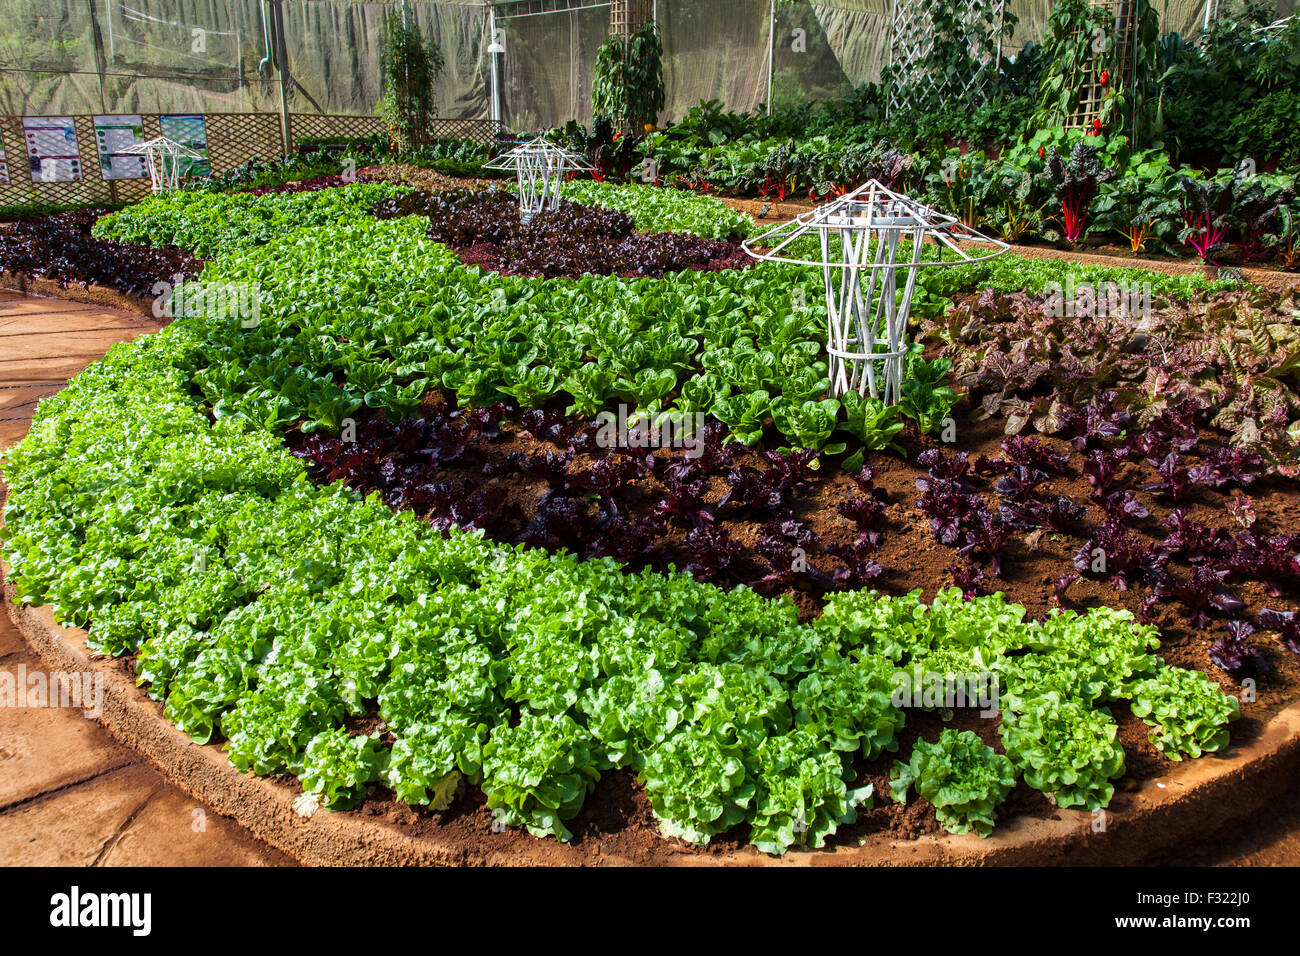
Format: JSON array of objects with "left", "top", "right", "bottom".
[
  {"left": 0, "top": 290, "right": 291, "bottom": 866},
  {"left": 0, "top": 288, "right": 1295, "bottom": 866}
]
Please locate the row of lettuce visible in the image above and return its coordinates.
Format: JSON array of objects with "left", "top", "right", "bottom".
[
  {"left": 91, "top": 182, "right": 1230, "bottom": 456},
  {"left": 2, "top": 322, "right": 1237, "bottom": 850}
]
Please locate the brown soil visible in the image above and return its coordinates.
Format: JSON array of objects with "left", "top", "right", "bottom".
[
  {"left": 0, "top": 270, "right": 158, "bottom": 316},
  {"left": 720, "top": 196, "right": 819, "bottom": 226}
]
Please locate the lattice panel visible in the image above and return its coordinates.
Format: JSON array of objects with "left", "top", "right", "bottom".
[
  {"left": 887, "top": 0, "right": 1006, "bottom": 116},
  {"left": 0, "top": 112, "right": 508, "bottom": 211},
  {"left": 290, "top": 113, "right": 386, "bottom": 149},
  {"left": 428, "top": 118, "right": 504, "bottom": 145},
  {"left": 1066, "top": 0, "right": 1140, "bottom": 130},
  {"left": 202, "top": 113, "right": 285, "bottom": 173},
  {"left": 289, "top": 114, "right": 503, "bottom": 151},
  {"left": 610, "top": 0, "right": 655, "bottom": 39}
]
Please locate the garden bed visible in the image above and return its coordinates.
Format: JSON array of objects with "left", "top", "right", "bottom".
[{"left": 1, "top": 174, "right": 1295, "bottom": 859}]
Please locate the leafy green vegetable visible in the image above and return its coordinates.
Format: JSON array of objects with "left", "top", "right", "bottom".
[
  {"left": 558, "top": 179, "right": 753, "bottom": 240},
  {"left": 749, "top": 731, "right": 873, "bottom": 855},
  {"left": 481, "top": 712, "right": 603, "bottom": 841},
  {"left": 890, "top": 729, "right": 1017, "bottom": 837},
  {"left": 1129, "top": 667, "right": 1240, "bottom": 761},
  {"left": 299, "top": 729, "right": 387, "bottom": 810},
  {"left": 999, "top": 692, "right": 1125, "bottom": 810}
]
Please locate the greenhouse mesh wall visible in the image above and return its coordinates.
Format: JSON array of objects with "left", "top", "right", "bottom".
[{"left": 0, "top": 0, "right": 1294, "bottom": 134}]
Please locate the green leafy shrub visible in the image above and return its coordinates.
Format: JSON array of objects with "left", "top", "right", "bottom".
[
  {"left": 300, "top": 729, "right": 387, "bottom": 809},
  {"left": 558, "top": 179, "right": 752, "bottom": 240},
  {"left": 749, "top": 731, "right": 873, "bottom": 855},
  {"left": 385, "top": 714, "right": 488, "bottom": 808},
  {"left": 481, "top": 711, "right": 603, "bottom": 841}
]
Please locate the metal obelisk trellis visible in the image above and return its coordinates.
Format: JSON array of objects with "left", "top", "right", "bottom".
[
  {"left": 743, "top": 181, "right": 1008, "bottom": 406},
  {"left": 483, "top": 136, "right": 594, "bottom": 222},
  {"left": 115, "top": 137, "right": 205, "bottom": 193}
]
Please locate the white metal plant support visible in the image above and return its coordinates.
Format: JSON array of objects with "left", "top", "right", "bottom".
[
  {"left": 743, "top": 181, "right": 1008, "bottom": 406},
  {"left": 482, "top": 136, "right": 594, "bottom": 222},
  {"left": 115, "top": 137, "right": 204, "bottom": 193}
]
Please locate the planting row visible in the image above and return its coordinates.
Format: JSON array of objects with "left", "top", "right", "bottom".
[
  {"left": 0, "top": 210, "right": 203, "bottom": 298},
  {"left": 88, "top": 183, "right": 1233, "bottom": 457},
  {"left": 372, "top": 189, "right": 750, "bottom": 279},
  {"left": 0, "top": 326, "right": 1239, "bottom": 850}
]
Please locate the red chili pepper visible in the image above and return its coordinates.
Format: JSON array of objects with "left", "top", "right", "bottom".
[
  {"left": 1093, "top": 118, "right": 1103, "bottom": 130},
  {"left": 1089, "top": 129, "right": 1099, "bottom": 137},
  {"left": 1100, "top": 70, "right": 1110, "bottom": 86},
  {"left": 1038, "top": 146, "right": 1046, "bottom": 158}
]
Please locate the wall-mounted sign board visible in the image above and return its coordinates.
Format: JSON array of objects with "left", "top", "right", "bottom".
[
  {"left": 94, "top": 114, "right": 148, "bottom": 180},
  {"left": 23, "top": 116, "right": 82, "bottom": 182}
]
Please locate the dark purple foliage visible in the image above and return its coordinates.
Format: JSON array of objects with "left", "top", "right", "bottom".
[
  {"left": 1189, "top": 443, "right": 1264, "bottom": 490},
  {"left": 1063, "top": 391, "right": 1131, "bottom": 452},
  {"left": 949, "top": 562, "right": 987, "bottom": 599},
  {"left": 0, "top": 210, "right": 203, "bottom": 299},
  {"left": 1097, "top": 490, "right": 1150, "bottom": 521},
  {"left": 1073, "top": 520, "right": 1161, "bottom": 590},
  {"left": 1000, "top": 435, "right": 1070, "bottom": 474},
  {"left": 1209, "top": 620, "right": 1270, "bottom": 677},
  {"left": 683, "top": 526, "right": 746, "bottom": 582},
  {"left": 994, "top": 464, "right": 1050, "bottom": 499},
  {"left": 1082, "top": 448, "right": 1128, "bottom": 494},
  {"left": 1150, "top": 564, "right": 1245, "bottom": 629},
  {"left": 373, "top": 188, "right": 751, "bottom": 279},
  {"left": 1142, "top": 452, "right": 1195, "bottom": 502}
]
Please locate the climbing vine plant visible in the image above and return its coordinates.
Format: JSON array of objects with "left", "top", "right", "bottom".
[
  {"left": 592, "top": 21, "right": 665, "bottom": 135},
  {"left": 1032, "top": 0, "right": 1160, "bottom": 142},
  {"left": 377, "top": 11, "right": 446, "bottom": 152}
]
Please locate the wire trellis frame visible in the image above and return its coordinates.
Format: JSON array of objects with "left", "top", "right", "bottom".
[
  {"left": 115, "top": 137, "right": 205, "bottom": 193},
  {"left": 743, "top": 180, "right": 1008, "bottom": 406},
  {"left": 482, "top": 135, "right": 593, "bottom": 221},
  {"left": 886, "top": 0, "right": 1007, "bottom": 117}
]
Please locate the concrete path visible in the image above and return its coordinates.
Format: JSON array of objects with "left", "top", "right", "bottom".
[{"left": 0, "top": 290, "right": 292, "bottom": 866}]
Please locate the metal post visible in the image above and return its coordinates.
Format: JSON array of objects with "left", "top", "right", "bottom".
[
  {"left": 489, "top": 8, "right": 502, "bottom": 124},
  {"left": 273, "top": 0, "right": 291, "bottom": 157},
  {"left": 1203, "top": 0, "right": 1217, "bottom": 33},
  {"left": 765, "top": 0, "right": 775, "bottom": 115}
]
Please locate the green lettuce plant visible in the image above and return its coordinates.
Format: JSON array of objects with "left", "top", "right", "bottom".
[
  {"left": 890, "top": 728, "right": 1017, "bottom": 837},
  {"left": 1129, "top": 667, "right": 1240, "bottom": 760},
  {"left": 999, "top": 692, "right": 1125, "bottom": 810}
]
